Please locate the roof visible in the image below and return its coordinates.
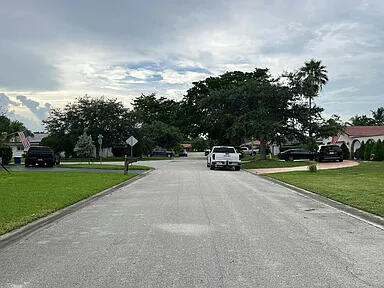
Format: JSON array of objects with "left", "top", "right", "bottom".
[
  {"left": 182, "top": 143, "right": 191, "bottom": 148},
  {"left": 344, "top": 126, "right": 384, "bottom": 137}
]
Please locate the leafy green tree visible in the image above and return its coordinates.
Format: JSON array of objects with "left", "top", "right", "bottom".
[
  {"left": 44, "top": 96, "right": 135, "bottom": 155},
  {"left": 191, "top": 137, "right": 208, "bottom": 151},
  {"left": 340, "top": 142, "right": 350, "bottom": 160},
  {"left": 140, "top": 121, "right": 183, "bottom": 154},
  {"left": 40, "top": 134, "right": 74, "bottom": 157},
  {"left": 132, "top": 93, "right": 181, "bottom": 127},
  {"left": 0, "top": 115, "right": 26, "bottom": 143},
  {"left": 74, "top": 131, "right": 96, "bottom": 159}
]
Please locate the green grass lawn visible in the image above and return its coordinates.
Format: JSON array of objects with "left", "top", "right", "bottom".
[
  {"left": 61, "top": 156, "right": 171, "bottom": 162},
  {"left": 0, "top": 171, "right": 137, "bottom": 235},
  {"left": 242, "top": 155, "right": 310, "bottom": 169},
  {"left": 60, "top": 163, "right": 151, "bottom": 170},
  {"left": 268, "top": 162, "right": 384, "bottom": 217}
]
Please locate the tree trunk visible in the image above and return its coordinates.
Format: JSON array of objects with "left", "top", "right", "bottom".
[
  {"left": 309, "top": 97, "right": 312, "bottom": 138},
  {"left": 259, "top": 136, "right": 267, "bottom": 160}
]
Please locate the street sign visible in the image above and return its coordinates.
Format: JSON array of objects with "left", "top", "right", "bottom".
[
  {"left": 126, "top": 136, "right": 138, "bottom": 147},
  {"left": 98, "top": 134, "right": 103, "bottom": 145}
]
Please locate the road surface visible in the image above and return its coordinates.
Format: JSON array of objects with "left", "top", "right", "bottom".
[{"left": 1, "top": 158, "right": 383, "bottom": 287}]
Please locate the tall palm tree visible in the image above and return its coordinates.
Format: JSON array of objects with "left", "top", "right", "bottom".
[{"left": 298, "top": 59, "right": 329, "bottom": 137}]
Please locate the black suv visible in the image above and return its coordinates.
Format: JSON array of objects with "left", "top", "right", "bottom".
[
  {"left": 317, "top": 145, "right": 343, "bottom": 162},
  {"left": 25, "top": 146, "right": 56, "bottom": 167},
  {"left": 278, "top": 149, "right": 317, "bottom": 161}
]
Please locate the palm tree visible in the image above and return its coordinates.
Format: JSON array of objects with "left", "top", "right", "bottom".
[
  {"left": 371, "top": 107, "right": 384, "bottom": 125},
  {"left": 298, "top": 59, "right": 329, "bottom": 137}
]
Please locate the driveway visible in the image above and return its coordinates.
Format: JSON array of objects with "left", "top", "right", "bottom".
[
  {"left": 249, "top": 159, "right": 359, "bottom": 175},
  {"left": 0, "top": 158, "right": 383, "bottom": 287}
]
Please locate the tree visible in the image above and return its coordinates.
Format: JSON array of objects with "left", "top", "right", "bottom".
[
  {"left": 40, "top": 134, "right": 74, "bottom": 157},
  {"left": 371, "top": 107, "right": 384, "bottom": 125},
  {"left": 349, "top": 115, "right": 376, "bottom": 126},
  {"left": 340, "top": 142, "right": 350, "bottom": 160},
  {"left": 297, "top": 59, "right": 329, "bottom": 137},
  {"left": 0, "top": 115, "right": 25, "bottom": 143},
  {"left": 44, "top": 96, "right": 135, "bottom": 156},
  {"left": 132, "top": 93, "right": 180, "bottom": 127},
  {"left": 74, "top": 131, "right": 96, "bottom": 159},
  {"left": 181, "top": 69, "right": 270, "bottom": 141},
  {"left": 375, "top": 139, "right": 384, "bottom": 161},
  {"left": 140, "top": 121, "right": 183, "bottom": 154},
  {"left": 191, "top": 137, "right": 208, "bottom": 151}
]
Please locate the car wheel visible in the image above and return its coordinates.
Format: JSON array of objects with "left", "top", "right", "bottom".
[
  {"left": 210, "top": 165, "right": 215, "bottom": 170},
  {"left": 235, "top": 166, "right": 240, "bottom": 171},
  {"left": 207, "top": 162, "right": 210, "bottom": 167},
  {"left": 24, "top": 161, "right": 29, "bottom": 167},
  {"left": 289, "top": 156, "right": 294, "bottom": 161},
  {"left": 339, "top": 159, "right": 343, "bottom": 162}
]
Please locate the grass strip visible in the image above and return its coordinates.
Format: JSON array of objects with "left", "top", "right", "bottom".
[
  {"left": 267, "top": 162, "right": 384, "bottom": 217},
  {"left": 0, "top": 171, "right": 137, "bottom": 235},
  {"left": 60, "top": 164, "right": 151, "bottom": 170}
]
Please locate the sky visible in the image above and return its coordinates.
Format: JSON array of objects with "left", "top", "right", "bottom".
[{"left": 0, "top": 0, "right": 383, "bottom": 131}]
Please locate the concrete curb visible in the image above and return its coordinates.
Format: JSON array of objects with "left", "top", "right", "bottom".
[
  {"left": 242, "top": 169, "right": 384, "bottom": 231},
  {"left": 0, "top": 170, "right": 152, "bottom": 250}
]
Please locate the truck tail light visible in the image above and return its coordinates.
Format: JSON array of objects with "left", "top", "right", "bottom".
[
  {"left": 338, "top": 149, "right": 342, "bottom": 153},
  {"left": 212, "top": 154, "right": 215, "bottom": 160},
  {"left": 52, "top": 153, "right": 55, "bottom": 158}
]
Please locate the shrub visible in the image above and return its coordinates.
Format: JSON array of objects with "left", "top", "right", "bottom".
[
  {"left": 340, "top": 142, "right": 350, "bottom": 160},
  {"left": 375, "top": 139, "right": 384, "bottom": 161},
  {"left": 364, "top": 142, "right": 373, "bottom": 161},
  {"left": 308, "top": 162, "right": 318, "bottom": 172},
  {"left": 0, "top": 144, "right": 12, "bottom": 165}
]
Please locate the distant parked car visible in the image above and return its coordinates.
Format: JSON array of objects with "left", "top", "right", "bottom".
[
  {"left": 25, "top": 146, "right": 56, "bottom": 167},
  {"left": 204, "top": 149, "right": 211, "bottom": 156},
  {"left": 239, "top": 146, "right": 259, "bottom": 156},
  {"left": 317, "top": 145, "right": 343, "bottom": 162},
  {"left": 278, "top": 149, "right": 316, "bottom": 161},
  {"left": 179, "top": 149, "right": 188, "bottom": 157},
  {"left": 151, "top": 148, "right": 173, "bottom": 158}
]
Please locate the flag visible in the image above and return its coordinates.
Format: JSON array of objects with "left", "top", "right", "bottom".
[
  {"left": 331, "top": 131, "right": 341, "bottom": 144},
  {"left": 18, "top": 130, "right": 31, "bottom": 150}
]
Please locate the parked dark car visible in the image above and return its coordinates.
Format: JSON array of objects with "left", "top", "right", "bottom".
[
  {"left": 278, "top": 149, "right": 316, "bottom": 161},
  {"left": 151, "top": 148, "right": 173, "bottom": 158},
  {"left": 317, "top": 145, "right": 343, "bottom": 162},
  {"left": 25, "top": 146, "right": 56, "bottom": 167}
]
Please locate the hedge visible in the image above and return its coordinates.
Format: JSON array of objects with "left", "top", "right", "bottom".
[{"left": 0, "top": 144, "right": 12, "bottom": 165}]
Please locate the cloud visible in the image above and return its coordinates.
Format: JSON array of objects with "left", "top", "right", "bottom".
[{"left": 0, "top": 0, "right": 383, "bottom": 121}]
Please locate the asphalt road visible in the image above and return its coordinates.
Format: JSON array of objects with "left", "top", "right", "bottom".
[{"left": 1, "top": 158, "right": 383, "bottom": 287}]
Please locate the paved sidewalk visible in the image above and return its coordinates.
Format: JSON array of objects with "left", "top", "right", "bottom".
[{"left": 248, "top": 160, "right": 359, "bottom": 175}]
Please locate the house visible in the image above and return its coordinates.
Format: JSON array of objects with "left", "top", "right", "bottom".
[
  {"left": 322, "top": 126, "right": 384, "bottom": 157},
  {"left": 7, "top": 133, "right": 49, "bottom": 157}
]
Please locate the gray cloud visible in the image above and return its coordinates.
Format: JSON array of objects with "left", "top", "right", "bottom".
[
  {"left": 0, "top": 0, "right": 383, "bottom": 121},
  {"left": 16, "top": 95, "right": 51, "bottom": 121}
]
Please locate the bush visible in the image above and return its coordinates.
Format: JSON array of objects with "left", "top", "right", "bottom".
[
  {"left": 0, "top": 144, "right": 12, "bottom": 165},
  {"left": 355, "top": 141, "right": 365, "bottom": 160},
  {"left": 308, "top": 162, "right": 318, "bottom": 173},
  {"left": 340, "top": 142, "right": 350, "bottom": 160},
  {"left": 376, "top": 139, "right": 384, "bottom": 161},
  {"left": 364, "top": 142, "right": 373, "bottom": 161}
]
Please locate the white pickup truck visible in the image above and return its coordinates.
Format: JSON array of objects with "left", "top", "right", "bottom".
[{"left": 207, "top": 146, "right": 241, "bottom": 171}]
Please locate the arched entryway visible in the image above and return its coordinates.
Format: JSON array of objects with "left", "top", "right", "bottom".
[{"left": 351, "top": 139, "right": 361, "bottom": 159}]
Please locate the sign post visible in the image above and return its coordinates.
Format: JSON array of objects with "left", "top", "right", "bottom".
[
  {"left": 97, "top": 134, "right": 103, "bottom": 164},
  {"left": 126, "top": 136, "right": 138, "bottom": 157},
  {"left": 124, "top": 136, "right": 138, "bottom": 174}
]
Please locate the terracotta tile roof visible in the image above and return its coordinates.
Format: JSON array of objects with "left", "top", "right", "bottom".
[{"left": 345, "top": 126, "right": 384, "bottom": 137}]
